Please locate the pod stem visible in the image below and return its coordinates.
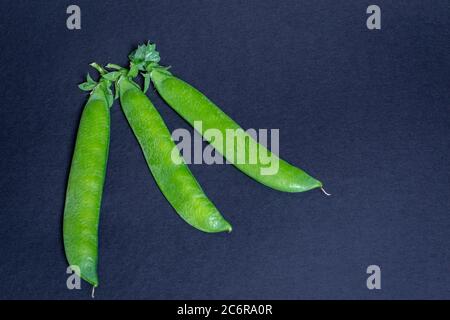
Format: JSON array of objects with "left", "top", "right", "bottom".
[
  {"left": 78, "top": 65, "right": 115, "bottom": 107},
  {"left": 321, "top": 187, "right": 332, "bottom": 197}
]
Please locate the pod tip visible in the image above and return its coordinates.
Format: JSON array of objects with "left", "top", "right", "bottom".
[{"left": 321, "top": 187, "right": 332, "bottom": 197}]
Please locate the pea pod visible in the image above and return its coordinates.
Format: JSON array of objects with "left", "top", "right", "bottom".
[
  {"left": 117, "top": 76, "right": 232, "bottom": 233},
  {"left": 63, "top": 76, "right": 112, "bottom": 288},
  {"left": 129, "top": 43, "right": 323, "bottom": 193}
]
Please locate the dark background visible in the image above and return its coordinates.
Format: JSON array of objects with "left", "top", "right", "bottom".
[{"left": 0, "top": 0, "right": 449, "bottom": 300}]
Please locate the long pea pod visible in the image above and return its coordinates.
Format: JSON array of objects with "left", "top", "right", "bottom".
[
  {"left": 117, "top": 75, "right": 232, "bottom": 233},
  {"left": 63, "top": 74, "right": 112, "bottom": 288},
  {"left": 129, "top": 43, "right": 324, "bottom": 193},
  {"left": 150, "top": 70, "right": 322, "bottom": 193}
]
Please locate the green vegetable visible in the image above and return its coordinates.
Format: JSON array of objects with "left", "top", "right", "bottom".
[
  {"left": 63, "top": 70, "right": 113, "bottom": 287},
  {"left": 130, "top": 42, "right": 324, "bottom": 193},
  {"left": 117, "top": 75, "right": 232, "bottom": 233},
  {"left": 63, "top": 40, "right": 328, "bottom": 290}
]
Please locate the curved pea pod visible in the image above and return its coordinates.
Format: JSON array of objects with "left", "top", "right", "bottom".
[
  {"left": 150, "top": 70, "right": 322, "bottom": 193},
  {"left": 63, "top": 84, "right": 111, "bottom": 287},
  {"left": 118, "top": 77, "right": 232, "bottom": 233}
]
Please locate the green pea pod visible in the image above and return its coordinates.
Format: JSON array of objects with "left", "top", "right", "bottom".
[
  {"left": 118, "top": 77, "right": 232, "bottom": 233},
  {"left": 150, "top": 69, "right": 323, "bottom": 193},
  {"left": 63, "top": 81, "right": 111, "bottom": 287}
]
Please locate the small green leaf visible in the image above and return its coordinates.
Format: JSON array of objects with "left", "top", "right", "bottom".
[
  {"left": 128, "top": 64, "right": 139, "bottom": 78},
  {"left": 145, "top": 62, "right": 156, "bottom": 72},
  {"left": 128, "top": 51, "right": 137, "bottom": 63},
  {"left": 114, "top": 81, "right": 119, "bottom": 99},
  {"left": 155, "top": 66, "right": 173, "bottom": 76},
  {"left": 144, "top": 44, "right": 160, "bottom": 63},
  {"left": 86, "top": 73, "right": 96, "bottom": 84},
  {"left": 142, "top": 73, "right": 151, "bottom": 93},
  {"left": 163, "top": 68, "right": 173, "bottom": 75},
  {"left": 79, "top": 82, "right": 96, "bottom": 91},
  {"left": 90, "top": 62, "right": 106, "bottom": 75},
  {"left": 129, "top": 42, "right": 161, "bottom": 67},
  {"left": 102, "top": 71, "right": 121, "bottom": 81},
  {"left": 106, "top": 87, "right": 114, "bottom": 107},
  {"left": 135, "top": 45, "right": 146, "bottom": 60},
  {"left": 106, "top": 63, "right": 123, "bottom": 71}
]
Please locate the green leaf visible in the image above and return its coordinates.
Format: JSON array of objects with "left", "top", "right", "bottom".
[
  {"left": 106, "top": 87, "right": 114, "bottom": 107},
  {"left": 142, "top": 43, "right": 160, "bottom": 63},
  {"left": 86, "top": 73, "right": 96, "bottom": 84},
  {"left": 134, "top": 45, "right": 146, "bottom": 60},
  {"left": 142, "top": 73, "right": 151, "bottom": 93},
  {"left": 106, "top": 63, "right": 123, "bottom": 71},
  {"left": 129, "top": 42, "right": 161, "bottom": 66},
  {"left": 114, "top": 81, "right": 119, "bottom": 99},
  {"left": 79, "top": 82, "right": 96, "bottom": 91},
  {"left": 145, "top": 62, "right": 157, "bottom": 72},
  {"left": 90, "top": 62, "right": 106, "bottom": 75},
  {"left": 102, "top": 71, "right": 121, "bottom": 81},
  {"left": 162, "top": 67, "right": 173, "bottom": 75},
  {"left": 128, "top": 64, "right": 139, "bottom": 78},
  {"left": 154, "top": 65, "right": 173, "bottom": 76}
]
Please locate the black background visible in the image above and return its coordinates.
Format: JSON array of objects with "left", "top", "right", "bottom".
[{"left": 0, "top": 0, "right": 449, "bottom": 299}]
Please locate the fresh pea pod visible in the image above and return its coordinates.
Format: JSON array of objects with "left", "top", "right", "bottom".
[
  {"left": 129, "top": 43, "right": 326, "bottom": 194},
  {"left": 151, "top": 72, "right": 322, "bottom": 193},
  {"left": 129, "top": 43, "right": 324, "bottom": 193},
  {"left": 63, "top": 77, "right": 112, "bottom": 288},
  {"left": 117, "top": 76, "right": 232, "bottom": 233}
]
